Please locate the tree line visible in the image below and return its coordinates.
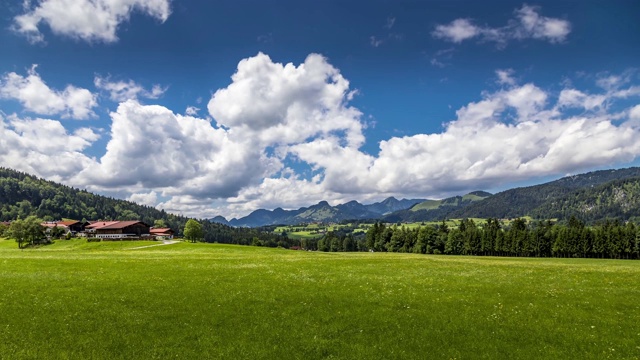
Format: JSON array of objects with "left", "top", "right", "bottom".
[
  {"left": 245, "top": 217, "right": 640, "bottom": 259},
  {"left": 354, "top": 218, "right": 640, "bottom": 259}
]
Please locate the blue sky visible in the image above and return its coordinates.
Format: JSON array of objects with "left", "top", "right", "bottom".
[{"left": 1, "top": 1, "right": 639, "bottom": 219}]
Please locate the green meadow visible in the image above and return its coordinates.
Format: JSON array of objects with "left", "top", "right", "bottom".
[
  {"left": 273, "top": 219, "right": 537, "bottom": 239},
  {"left": 1, "top": 238, "right": 639, "bottom": 359}
]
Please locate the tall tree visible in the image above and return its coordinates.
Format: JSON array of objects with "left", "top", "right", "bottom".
[
  {"left": 184, "top": 219, "right": 203, "bottom": 243},
  {"left": 7, "top": 216, "right": 44, "bottom": 249}
]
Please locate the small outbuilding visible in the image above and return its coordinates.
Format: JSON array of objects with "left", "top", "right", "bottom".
[
  {"left": 150, "top": 227, "right": 175, "bottom": 240},
  {"left": 42, "top": 220, "right": 88, "bottom": 235}
]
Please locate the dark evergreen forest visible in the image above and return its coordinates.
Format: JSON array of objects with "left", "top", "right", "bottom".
[{"left": 321, "top": 218, "right": 639, "bottom": 259}]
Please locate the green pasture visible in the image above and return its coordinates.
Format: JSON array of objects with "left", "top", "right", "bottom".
[
  {"left": 1, "top": 238, "right": 639, "bottom": 359},
  {"left": 273, "top": 218, "right": 540, "bottom": 238},
  {"left": 275, "top": 223, "right": 370, "bottom": 239}
]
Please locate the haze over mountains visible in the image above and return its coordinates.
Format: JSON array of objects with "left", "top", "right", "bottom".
[
  {"left": 212, "top": 197, "right": 427, "bottom": 227},
  {"left": 211, "top": 167, "right": 640, "bottom": 227}
]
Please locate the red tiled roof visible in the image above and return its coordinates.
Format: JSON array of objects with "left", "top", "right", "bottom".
[
  {"left": 97, "top": 221, "right": 149, "bottom": 230},
  {"left": 57, "top": 220, "right": 80, "bottom": 226},
  {"left": 150, "top": 228, "right": 174, "bottom": 234},
  {"left": 85, "top": 221, "right": 119, "bottom": 230}
]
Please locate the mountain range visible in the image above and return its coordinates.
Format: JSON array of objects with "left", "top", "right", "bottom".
[
  {"left": 4, "top": 165, "right": 640, "bottom": 229},
  {"left": 214, "top": 197, "right": 426, "bottom": 227},
  {"left": 212, "top": 167, "right": 640, "bottom": 227}
]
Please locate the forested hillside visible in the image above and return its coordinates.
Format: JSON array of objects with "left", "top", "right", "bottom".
[
  {"left": 0, "top": 168, "right": 285, "bottom": 244},
  {"left": 449, "top": 167, "right": 640, "bottom": 221},
  {"left": 530, "top": 177, "right": 640, "bottom": 222}
]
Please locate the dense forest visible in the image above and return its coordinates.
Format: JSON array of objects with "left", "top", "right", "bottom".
[
  {"left": 0, "top": 168, "right": 286, "bottom": 244},
  {"left": 319, "top": 218, "right": 639, "bottom": 259},
  {"left": 253, "top": 217, "right": 640, "bottom": 259},
  {"left": 530, "top": 177, "right": 640, "bottom": 222}
]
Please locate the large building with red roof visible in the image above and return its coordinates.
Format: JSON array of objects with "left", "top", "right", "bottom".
[{"left": 85, "top": 221, "right": 151, "bottom": 239}]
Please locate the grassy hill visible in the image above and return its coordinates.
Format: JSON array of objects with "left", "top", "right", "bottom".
[
  {"left": 410, "top": 199, "right": 443, "bottom": 211},
  {"left": 411, "top": 191, "right": 492, "bottom": 212},
  {"left": 1, "top": 239, "right": 638, "bottom": 359},
  {"left": 383, "top": 191, "right": 492, "bottom": 222}
]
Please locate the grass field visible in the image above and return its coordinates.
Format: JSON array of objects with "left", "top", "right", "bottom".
[
  {"left": 274, "top": 223, "right": 370, "bottom": 239},
  {"left": 1, "top": 238, "right": 639, "bottom": 359}
]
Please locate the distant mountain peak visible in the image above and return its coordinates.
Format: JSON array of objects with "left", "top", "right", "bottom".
[{"left": 209, "top": 216, "right": 229, "bottom": 225}]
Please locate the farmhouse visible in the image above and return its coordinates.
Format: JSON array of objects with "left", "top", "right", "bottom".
[
  {"left": 150, "top": 227, "right": 175, "bottom": 239},
  {"left": 86, "top": 221, "right": 151, "bottom": 239},
  {"left": 41, "top": 220, "right": 88, "bottom": 235}
]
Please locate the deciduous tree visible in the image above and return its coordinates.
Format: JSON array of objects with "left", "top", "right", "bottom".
[{"left": 184, "top": 219, "right": 203, "bottom": 243}]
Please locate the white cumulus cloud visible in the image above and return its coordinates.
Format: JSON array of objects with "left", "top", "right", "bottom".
[
  {"left": 0, "top": 65, "right": 97, "bottom": 119},
  {"left": 128, "top": 191, "right": 158, "bottom": 207},
  {"left": 77, "top": 100, "right": 277, "bottom": 199},
  {"left": 0, "top": 114, "right": 98, "bottom": 183},
  {"left": 13, "top": 0, "right": 171, "bottom": 43},
  {"left": 208, "top": 52, "right": 364, "bottom": 148}
]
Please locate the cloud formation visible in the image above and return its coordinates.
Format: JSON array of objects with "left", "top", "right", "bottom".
[
  {"left": 496, "top": 69, "right": 516, "bottom": 86},
  {"left": 128, "top": 191, "right": 158, "bottom": 207},
  {"left": 286, "top": 79, "right": 640, "bottom": 203},
  {"left": 208, "top": 52, "right": 364, "bottom": 148},
  {"left": 13, "top": 0, "right": 171, "bottom": 43},
  {"left": 0, "top": 65, "right": 97, "bottom": 119},
  {"left": 433, "top": 4, "right": 571, "bottom": 46},
  {"left": 2, "top": 53, "right": 640, "bottom": 219},
  {"left": 0, "top": 114, "right": 98, "bottom": 182},
  {"left": 94, "top": 76, "right": 167, "bottom": 102},
  {"left": 78, "top": 100, "right": 273, "bottom": 200}
]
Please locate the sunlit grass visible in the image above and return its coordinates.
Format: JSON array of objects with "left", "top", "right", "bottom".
[{"left": 1, "top": 239, "right": 638, "bottom": 359}]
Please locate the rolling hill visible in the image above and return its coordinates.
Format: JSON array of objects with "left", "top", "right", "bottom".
[
  {"left": 381, "top": 191, "right": 493, "bottom": 222},
  {"left": 449, "top": 167, "right": 640, "bottom": 220}
]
